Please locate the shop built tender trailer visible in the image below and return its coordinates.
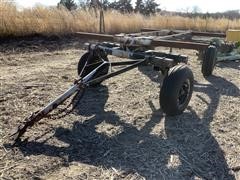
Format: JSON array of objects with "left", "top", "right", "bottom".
[{"left": 10, "top": 29, "right": 239, "bottom": 145}]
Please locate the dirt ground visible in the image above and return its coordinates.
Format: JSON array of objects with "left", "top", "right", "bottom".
[{"left": 0, "top": 36, "right": 239, "bottom": 179}]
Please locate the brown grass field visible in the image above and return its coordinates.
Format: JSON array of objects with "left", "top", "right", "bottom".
[{"left": 1, "top": 1, "right": 240, "bottom": 37}]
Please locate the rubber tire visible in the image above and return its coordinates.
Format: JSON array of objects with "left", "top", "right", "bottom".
[
  {"left": 160, "top": 64, "right": 194, "bottom": 116},
  {"left": 78, "top": 52, "right": 109, "bottom": 85},
  {"left": 201, "top": 45, "right": 217, "bottom": 77}
]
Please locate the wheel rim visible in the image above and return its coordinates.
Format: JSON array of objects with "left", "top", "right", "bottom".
[{"left": 177, "top": 79, "right": 191, "bottom": 108}]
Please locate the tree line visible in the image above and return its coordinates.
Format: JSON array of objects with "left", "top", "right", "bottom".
[
  {"left": 160, "top": 10, "right": 240, "bottom": 20},
  {"left": 58, "top": 0, "right": 160, "bottom": 15},
  {"left": 58, "top": 0, "right": 240, "bottom": 19}
]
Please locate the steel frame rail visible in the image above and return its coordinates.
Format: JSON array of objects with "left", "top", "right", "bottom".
[
  {"left": 76, "top": 32, "right": 209, "bottom": 50},
  {"left": 140, "top": 28, "right": 226, "bottom": 38}
]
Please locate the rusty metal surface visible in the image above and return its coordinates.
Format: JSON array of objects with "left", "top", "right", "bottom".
[
  {"left": 141, "top": 28, "right": 226, "bottom": 38},
  {"left": 192, "top": 31, "right": 226, "bottom": 38},
  {"left": 154, "top": 31, "right": 192, "bottom": 40},
  {"left": 127, "top": 30, "right": 176, "bottom": 37},
  {"left": 76, "top": 32, "right": 208, "bottom": 50},
  {"left": 151, "top": 39, "right": 208, "bottom": 50},
  {"left": 76, "top": 32, "right": 114, "bottom": 41}
]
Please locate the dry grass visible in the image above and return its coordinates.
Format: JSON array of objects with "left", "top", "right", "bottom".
[{"left": 1, "top": 1, "right": 240, "bottom": 37}]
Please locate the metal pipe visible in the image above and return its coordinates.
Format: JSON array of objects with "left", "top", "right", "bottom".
[
  {"left": 76, "top": 32, "right": 114, "bottom": 41},
  {"left": 152, "top": 31, "right": 192, "bottom": 40},
  {"left": 89, "top": 44, "right": 135, "bottom": 58},
  {"left": 111, "top": 60, "right": 142, "bottom": 66},
  {"left": 11, "top": 83, "right": 81, "bottom": 143},
  {"left": 82, "top": 61, "right": 109, "bottom": 83},
  {"left": 42, "top": 84, "right": 80, "bottom": 113},
  {"left": 76, "top": 32, "right": 208, "bottom": 50},
  {"left": 141, "top": 28, "right": 226, "bottom": 38},
  {"left": 88, "top": 60, "right": 146, "bottom": 85},
  {"left": 151, "top": 39, "right": 208, "bottom": 50}
]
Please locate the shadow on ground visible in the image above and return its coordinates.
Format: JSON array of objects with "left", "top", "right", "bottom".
[
  {"left": 216, "top": 60, "right": 240, "bottom": 71},
  {"left": 17, "top": 66, "right": 239, "bottom": 179},
  {"left": 0, "top": 35, "right": 88, "bottom": 53}
]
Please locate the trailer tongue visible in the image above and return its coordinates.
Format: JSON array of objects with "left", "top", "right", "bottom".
[{"left": 10, "top": 80, "right": 84, "bottom": 144}]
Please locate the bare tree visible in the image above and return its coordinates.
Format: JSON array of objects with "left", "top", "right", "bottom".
[
  {"left": 58, "top": 0, "right": 77, "bottom": 10},
  {"left": 192, "top": 5, "right": 201, "bottom": 14}
]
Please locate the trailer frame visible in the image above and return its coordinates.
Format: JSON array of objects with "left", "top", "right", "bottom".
[{"left": 10, "top": 28, "right": 239, "bottom": 145}]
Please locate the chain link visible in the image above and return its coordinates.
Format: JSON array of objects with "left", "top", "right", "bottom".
[
  {"left": 46, "top": 89, "right": 84, "bottom": 120},
  {"left": 43, "top": 48, "right": 105, "bottom": 120}
]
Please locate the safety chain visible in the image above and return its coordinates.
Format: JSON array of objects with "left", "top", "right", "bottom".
[{"left": 46, "top": 89, "right": 84, "bottom": 120}]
